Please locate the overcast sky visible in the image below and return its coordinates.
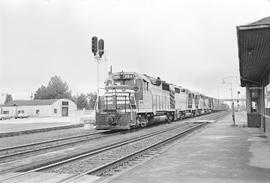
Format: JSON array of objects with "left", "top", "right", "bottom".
[{"left": 1, "top": 0, "right": 270, "bottom": 102}]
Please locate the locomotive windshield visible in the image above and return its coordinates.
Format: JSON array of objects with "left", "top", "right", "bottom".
[
  {"left": 114, "top": 79, "right": 135, "bottom": 86},
  {"left": 106, "top": 73, "right": 135, "bottom": 87}
]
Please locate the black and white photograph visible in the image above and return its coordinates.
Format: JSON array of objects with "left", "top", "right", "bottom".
[{"left": 0, "top": 0, "right": 270, "bottom": 182}]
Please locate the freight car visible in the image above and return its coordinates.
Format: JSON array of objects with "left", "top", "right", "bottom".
[{"left": 95, "top": 71, "right": 222, "bottom": 130}]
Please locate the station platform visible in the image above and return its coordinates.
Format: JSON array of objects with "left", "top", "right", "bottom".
[
  {"left": 0, "top": 117, "right": 83, "bottom": 137},
  {"left": 109, "top": 112, "right": 270, "bottom": 183}
]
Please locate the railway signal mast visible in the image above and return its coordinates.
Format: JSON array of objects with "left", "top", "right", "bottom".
[{"left": 91, "top": 36, "right": 105, "bottom": 95}]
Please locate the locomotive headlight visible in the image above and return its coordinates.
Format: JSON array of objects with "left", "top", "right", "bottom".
[{"left": 107, "top": 116, "right": 114, "bottom": 123}]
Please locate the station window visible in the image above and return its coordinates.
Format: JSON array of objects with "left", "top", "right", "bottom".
[
  {"left": 251, "top": 90, "right": 259, "bottom": 113},
  {"left": 54, "top": 109, "right": 57, "bottom": 114},
  {"left": 62, "top": 101, "right": 69, "bottom": 106},
  {"left": 3, "top": 111, "right": 9, "bottom": 114},
  {"left": 36, "top": 109, "right": 39, "bottom": 114},
  {"left": 265, "top": 84, "right": 270, "bottom": 116},
  {"left": 251, "top": 101, "right": 257, "bottom": 113}
]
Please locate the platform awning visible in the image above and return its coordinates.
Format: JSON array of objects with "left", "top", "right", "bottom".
[{"left": 237, "top": 17, "right": 270, "bottom": 87}]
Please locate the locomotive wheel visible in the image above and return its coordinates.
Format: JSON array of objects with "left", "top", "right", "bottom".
[
  {"left": 140, "top": 116, "right": 149, "bottom": 127},
  {"left": 167, "top": 114, "right": 174, "bottom": 123},
  {"left": 136, "top": 116, "right": 149, "bottom": 128}
]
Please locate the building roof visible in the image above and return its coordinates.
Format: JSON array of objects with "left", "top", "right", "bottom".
[
  {"left": 237, "top": 16, "right": 270, "bottom": 87},
  {"left": 249, "top": 16, "right": 270, "bottom": 26},
  {"left": 2, "top": 99, "right": 59, "bottom": 107}
]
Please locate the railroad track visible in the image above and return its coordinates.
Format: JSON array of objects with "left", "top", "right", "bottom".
[
  {"left": 0, "top": 131, "right": 116, "bottom": 162},
  {"left": 59, "top": 122, "right": 206, "bottom": 183},
  {"left": 0, "top": 113, "right": 228, "bottom": 182},
  {"left": 186, "top": 111, "right": 227, "bottom": 122},
  {"left": 0, "top": 111, "right": 225, "bottom": 163},
  {"left": 0, "top": 111, "right": 228, "bottom": 182}
]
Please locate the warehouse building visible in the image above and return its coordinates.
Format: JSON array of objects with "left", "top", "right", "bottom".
[
  {"left": 237, "top": 16, "right": 270, "bottom": 136},
  {"left": 0, "top": 99, "right": 77, "bottom": 117}
]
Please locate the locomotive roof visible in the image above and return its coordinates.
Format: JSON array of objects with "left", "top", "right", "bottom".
[
  {"left": 111, "top": 71, "right": 152, "bottom": 83},
  {"left": 110, "top": 71, "right": 215, "bottom": 99}
]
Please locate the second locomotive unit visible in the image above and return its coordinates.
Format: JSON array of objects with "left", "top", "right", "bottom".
[{"left": 95, "top": 71, "right": 220, "bottom": 130}]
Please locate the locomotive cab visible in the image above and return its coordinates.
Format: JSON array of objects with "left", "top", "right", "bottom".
[{"left": 95, "top": 72, "right": 138, "bottom": 130}]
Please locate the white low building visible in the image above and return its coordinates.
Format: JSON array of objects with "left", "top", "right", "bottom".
[{"left": 0, "top": 99, "right": 77, "bottom": 117}]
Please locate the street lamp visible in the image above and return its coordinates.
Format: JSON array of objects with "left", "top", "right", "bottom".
[{"left": 222, "top": 76, "right": 237, "bottom": 126}]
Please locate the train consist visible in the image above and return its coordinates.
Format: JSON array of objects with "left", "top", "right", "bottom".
[{"left": 95, "top": 71, "right": 224, "bottom": 130}]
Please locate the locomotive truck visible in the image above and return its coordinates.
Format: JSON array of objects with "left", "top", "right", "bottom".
[{"left": 95, "top": 71, "right": 221, "bottom": 130}]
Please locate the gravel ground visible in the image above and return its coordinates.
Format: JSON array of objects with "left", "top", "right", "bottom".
[
  {"left": 46, "top": 123, "right": 196, "bottom": 175},
  {"left": 0, "top": 112, "right": 225, "bottom": 150},
  {"left": 0, "top": 127, "right": 97, "bottom": 149},
  {"left": 0, "top": 122, "right": 189, "bottom": 173},
  {"left": 0, "top": 112, "right": 226, "bottom": 174}
]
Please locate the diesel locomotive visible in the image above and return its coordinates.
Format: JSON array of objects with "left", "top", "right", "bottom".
[{"left": 95, "top": 71, "right": 222, "bottom": 130}]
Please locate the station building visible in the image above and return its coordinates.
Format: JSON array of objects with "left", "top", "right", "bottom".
[
  {"left": 0, "top": 99, "right": 77, "bottom": 117},
  {"left": 237, "top": 16, "right": 270, "bottom": 136}
]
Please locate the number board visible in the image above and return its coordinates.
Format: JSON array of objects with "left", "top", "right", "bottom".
[
  {"left": 123, "top": 74, "right": 134, "bottom": 79},
  {"left": 113, "top": 74, "right": 134, "bottom": 80}
]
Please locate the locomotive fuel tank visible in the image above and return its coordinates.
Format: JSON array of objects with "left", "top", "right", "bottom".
[
  {"left": 96, "top": 111, "right": 136, "bottom": 130},
  {"left": 149, "top": 115, "right": 168, "bottom": 124}
]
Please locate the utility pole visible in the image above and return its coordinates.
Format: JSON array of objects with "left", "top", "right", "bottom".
[
  {"left": 104, "top": 50, "right": 108, "bottom": 78},
  {"left": 217, "top": 87, "right": 220, "bottom": 110},
  {"left": 96, "top": 58, "right": 100, "bottom": 95},
  {"left": 92, "top": 36, "right": 99, "bottom": 94},
  {"left": 91, "top": 36, "right": 105, "bottom": 111},
  {"left": 230, "top": 82, "right": 235, "bottom": 126},
  {"left": 222, "top": 76, "right": 237, "bottom": 126}
]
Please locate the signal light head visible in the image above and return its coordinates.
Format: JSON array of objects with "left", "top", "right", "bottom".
[
  {"left": 98, "top": 39, "right": 104, "bottom": 58},
  {"left": 91, "top": 36, "right": 98, "bottom": 56}
]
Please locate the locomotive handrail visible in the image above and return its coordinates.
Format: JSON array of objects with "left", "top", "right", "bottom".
[{"left": 105, "top": 85, "right": 137, "bottom": 91}]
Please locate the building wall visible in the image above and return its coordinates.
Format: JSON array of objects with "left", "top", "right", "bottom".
[
  {"left": 246, "top": 84, "right": 251, "bottom": 113},
  {"left": 50, "top": 99, "right": 77, "bottom": 117},
  {"left": 263, "top": 73, "right": 270, "bottom": 136},
  {"left": 0, "top": 99, "right": 77, "bottom": 117},
  {"left": 264, "top": 117, "right": 270, "bottom": 136},
  {"left": 17, "top": 105, "right": 51, "bottom": 116},
  {"left": 245, "top": 83, "right": 263, "bottom": 128},
  {"left": 1, "top": 106, "right": 16, "bottom": 116}
]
